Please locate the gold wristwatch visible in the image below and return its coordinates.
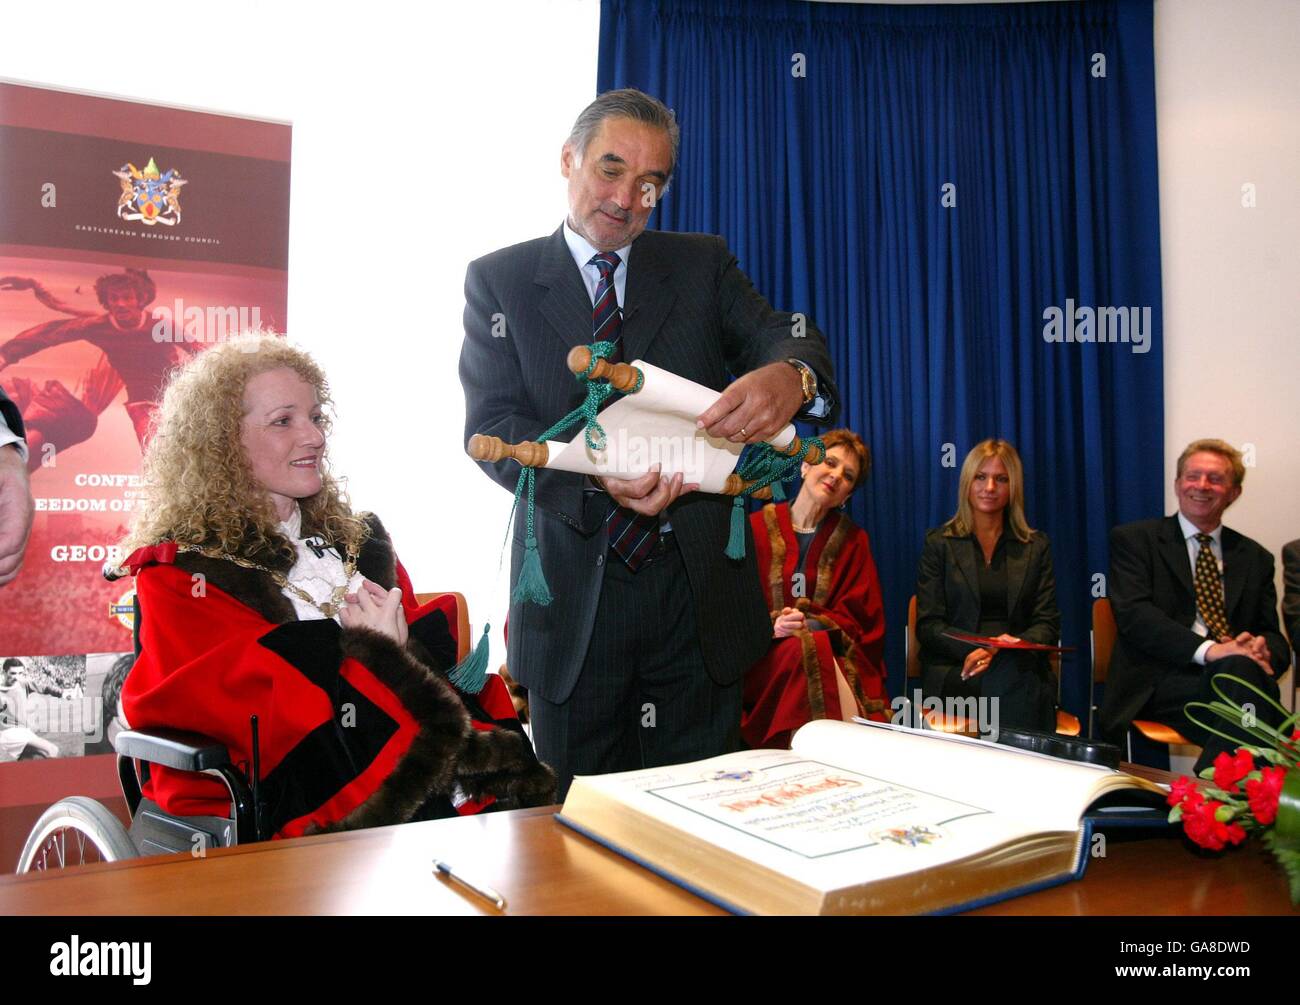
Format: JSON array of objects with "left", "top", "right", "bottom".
[{"left": 785, "top": 358, "right": 818, "bottom": 406}]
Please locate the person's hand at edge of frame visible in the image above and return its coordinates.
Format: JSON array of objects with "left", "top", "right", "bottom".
[{"left": 0, "top": 444, "right": 33, "bottom": 586}]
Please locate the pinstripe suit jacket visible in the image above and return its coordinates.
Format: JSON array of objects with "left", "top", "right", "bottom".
[{"left": 460, "top": 226, "right": 839, "bottom": 704}]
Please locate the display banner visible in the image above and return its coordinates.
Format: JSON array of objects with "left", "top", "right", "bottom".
[{"left": 0, "top": 81, "right": 290, "bottom": 762}]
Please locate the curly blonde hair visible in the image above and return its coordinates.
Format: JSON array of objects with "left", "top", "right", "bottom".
[{"left": 122, "top": 331, "right": 369, "bottom": 563}]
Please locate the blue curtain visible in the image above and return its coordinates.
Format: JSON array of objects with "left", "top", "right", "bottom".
[{"left": 598, "top": 0, "right": 1164, "bottom": 720}]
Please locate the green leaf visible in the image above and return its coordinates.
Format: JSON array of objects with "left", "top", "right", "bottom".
[{"left": 1261, "top": 831, "right": 1300, "bottom": 906}]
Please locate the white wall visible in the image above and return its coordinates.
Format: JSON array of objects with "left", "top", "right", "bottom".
[
  {"left": 0, "top": 0, "right": 601, "bottom": 670},
  {"left": 1155, "top": 0, "right": 1299, "bottom": 654}
]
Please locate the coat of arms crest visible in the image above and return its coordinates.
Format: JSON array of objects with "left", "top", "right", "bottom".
[{"left": 112, "top": 157, "right": 186, "bottom": 226}]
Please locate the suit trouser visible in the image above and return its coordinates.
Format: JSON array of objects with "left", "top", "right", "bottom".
[
  {"left": 1139, "top": 655, "right": 1283, "bottom": 774},
  {"left": 530, "top": 531, "right": 742, "bottom": 802},
  {"left": 934, "top": 651, "right": 1056, "bottom": 734}
]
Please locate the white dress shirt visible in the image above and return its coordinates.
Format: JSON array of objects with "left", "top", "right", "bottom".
[
  {"left": 563, "top": 220, "right": 632, "bottom": 307},
  {"left": 0, "top": 413, "right": 27, "bottom": 462}
]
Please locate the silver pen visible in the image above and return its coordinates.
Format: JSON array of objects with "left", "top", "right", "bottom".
[{"left": 432, "top": 858, "right": 507, "bottom": 911}]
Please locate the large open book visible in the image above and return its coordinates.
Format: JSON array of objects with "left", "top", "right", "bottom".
[{"left": 557, "top": 720, "right": 1167, "bottom": 915}]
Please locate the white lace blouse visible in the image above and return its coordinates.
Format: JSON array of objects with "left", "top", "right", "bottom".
[{"left": 277, "top": 507, "right": 365, "bottom": 623}]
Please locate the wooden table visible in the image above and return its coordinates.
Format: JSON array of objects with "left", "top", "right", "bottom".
[{"left": 0, "top": 801, "right": 1292, "bottom": 916}]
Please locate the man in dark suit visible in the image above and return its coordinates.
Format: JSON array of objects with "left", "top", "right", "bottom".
[
  {"left": 1100, "top": 439, "right": 1287, "bottom": 772},
  {"left": 0, "top": 385, "right": 33, "bottom": 586},
  {"left": 460, "top": 89, "right": 837, "bottom": 797},
  {"left": 1283, "top": 539, "right": 1300, "bottom": 658}
]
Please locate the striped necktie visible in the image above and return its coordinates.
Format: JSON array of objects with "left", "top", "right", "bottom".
[
  {"left": 590, "top": 252, "right": 660, "bottom": 570},
  {"left": 1193, "top": 532, "right": 1232, "bottom": 641}
]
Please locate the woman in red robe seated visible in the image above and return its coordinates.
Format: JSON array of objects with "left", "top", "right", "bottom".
[
  {"left": 742, "top": 428, "right": 889, "bottom": 749},
  {"left": 116, "top": 333, "right": 553, "bottom": 839}
]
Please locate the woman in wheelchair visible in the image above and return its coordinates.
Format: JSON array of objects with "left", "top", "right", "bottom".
[{"left": 113, "top": 332, "right": 554, "bottom": 839}]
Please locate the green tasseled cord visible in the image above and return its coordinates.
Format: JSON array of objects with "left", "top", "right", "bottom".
[
  {"left": 507, "top": 343, "right": 626, "bottom": 606},
  {"left": 725, "top": 496, "right": 748, "bottom": 559},
  {"left": 448, "top": 623, "right": 491, "bottom": 694},
  {"left": 723, "top": 436, "right": 825, "bottom": 560},
  {"left": 511, "top": 468, "right": 553, "bottom": 605}
]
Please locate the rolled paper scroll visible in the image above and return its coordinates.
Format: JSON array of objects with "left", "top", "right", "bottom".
[
  {"left": 469, "top": 347, "right": 825, "bottom": 599},
  {"left": 541, "top": 359, "right": 798, "bottom": 494}
]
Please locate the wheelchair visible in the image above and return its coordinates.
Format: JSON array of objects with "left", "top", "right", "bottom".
[
  {"left": 14, "top": 589, "right": 473, "bottom": 873},
  {"left": 16, "top": 584, "right": 273, "bottom": 873},
  {"left": 16, "top": 726, "right": 262, "bottom": 872}
]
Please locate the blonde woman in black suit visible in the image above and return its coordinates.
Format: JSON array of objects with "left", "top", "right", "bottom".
[{"left": 916, "top": 439, "right": 1060, "bottom": 733}]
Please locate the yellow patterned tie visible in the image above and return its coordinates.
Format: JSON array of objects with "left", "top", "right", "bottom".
[{"left": 1194, "top": 533, "right": 1231, "bottom": 641}]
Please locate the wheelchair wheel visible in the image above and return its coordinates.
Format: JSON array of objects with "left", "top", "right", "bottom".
[{"left": 16, "top": 796, "right": 138, "bottom": 873}]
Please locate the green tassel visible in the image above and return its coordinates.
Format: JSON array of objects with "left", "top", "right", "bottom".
[
  {"left": 725, "top": 496, "right": 747, "bottom": 559},
  {"left": 449, "top": 624, "right": 491, "bottom": 694},
  {"left": 771, "top": 477, "right": 787, "bottom": 502},
  {"left": 512, "top": 535, "right": 553, "bottom": 606}
]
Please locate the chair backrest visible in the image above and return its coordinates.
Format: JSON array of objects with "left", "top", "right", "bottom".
[
  {"left": 1091, "top": 597, "right": 1116, "bottom": 686},
  {"left": 906, "top": 595, "right": 920, "bottom": 682},
  {"left": 414, "top": 591, "right": 472, "bottom": 664}
]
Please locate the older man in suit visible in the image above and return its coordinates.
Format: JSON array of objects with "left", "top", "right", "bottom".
[
  {"left": 1283, "top": 539, "right": 1300, "bottom": 659},
  {"left": 0, "top": 386, "right": 33, "bottom": 586},
  {"left": 460, "top": 89, "right": 837, "bottom": 797},
  {"left": 1099, "top": 439, "right": 1287, "bottom": 772}
]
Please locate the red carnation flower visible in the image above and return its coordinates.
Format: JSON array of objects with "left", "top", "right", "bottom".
[
  {"left": 1245, "top": 766, "right": 1286, "bottom": 826},
  {"left": 1168, "top": 775, "right": 1200, "bottom": 809},
  {"left": 1182, "top": 799, "right": 1248, "bottom": 852},
  {"left": 1182, "top": 800, "right": 1219, "bottom": 849},
  {"left": 1213, "top": 749, "right": 1254, "bottom": 792}
]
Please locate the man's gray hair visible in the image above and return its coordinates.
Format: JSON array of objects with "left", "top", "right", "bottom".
[{"left": 566, "top": 88, "right": 681, "bottom": 182}]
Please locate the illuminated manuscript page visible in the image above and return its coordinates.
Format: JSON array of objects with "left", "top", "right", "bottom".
[{"left": 568, "top": 720, "right": 1124, "bottom": 892}]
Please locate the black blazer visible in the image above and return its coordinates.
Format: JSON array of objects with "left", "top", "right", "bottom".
[
  {"left": 0, "top": 385, "right": 23, "bottom": 443},
  {"left": 1282, "top": 539, "right": 1300, "bottom": 656},
  {"left": 1098, "top": 516, "right": 1289, "bottom": 741},
  {"left": 915, "top": 526, "right": 1060, "bottom": 697},
  {"left": 459, "top": 227, "right": 838, "bottom": 704}
]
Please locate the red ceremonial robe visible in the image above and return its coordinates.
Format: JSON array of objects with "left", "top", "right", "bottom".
[
  {"left": 742, "top": 502, "right": 889, "bottom": 749},
  {"left": 120, "top": 515, "right": 554, "bottom": 839}
]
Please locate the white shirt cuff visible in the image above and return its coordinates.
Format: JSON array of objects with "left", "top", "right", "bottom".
[
  {"left": 1193, "top": 639, "right": 1214, "bottom": 665},
  {"left": 0, "top": 429, "right": 28, "bottom": 464}
]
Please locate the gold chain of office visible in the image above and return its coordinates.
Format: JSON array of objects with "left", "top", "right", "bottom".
[{"left": 176, "top": 542, "right": 359, "bottom": 618}]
